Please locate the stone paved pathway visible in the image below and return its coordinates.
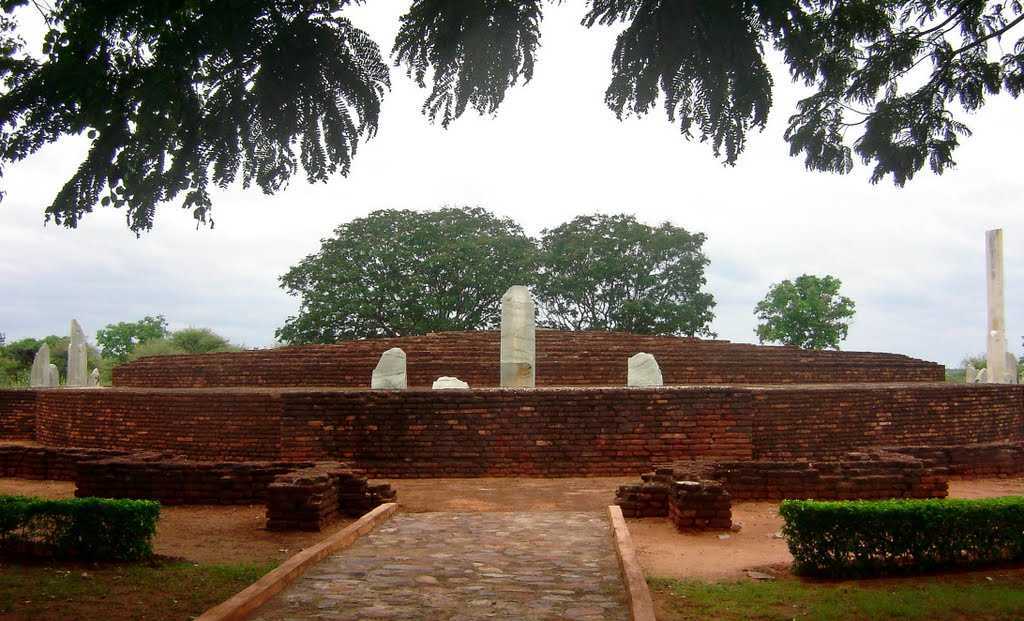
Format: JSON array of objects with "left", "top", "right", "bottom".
[{"left": 252, "top": 511, "right": 630, "bottom": 621}]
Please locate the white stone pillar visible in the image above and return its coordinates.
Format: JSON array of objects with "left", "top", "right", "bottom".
[
  {"left": 986, "top": 229, "right": 1007, "bottom": 383},
  {"left": 500, "top": 285, "right": 536, "bottom": 387},
  {"left": 66, "top": 319, "right": 89, "bottom": 387},
  {"left": 29, "top": 343, "right": 51, "bottom": 388}
]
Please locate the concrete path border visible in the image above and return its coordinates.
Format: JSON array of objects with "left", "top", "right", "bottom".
[
  {"left": 196, "top": 503, "right": 398, "bottom": 621},
  {"left": 608, "top": 505, "right": 657, "bottom": 621}
]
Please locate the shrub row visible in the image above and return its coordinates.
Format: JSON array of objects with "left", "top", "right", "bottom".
[
  {"left": 780, "top": 496, "right": 1024, "bottom": 577},
  {"left": 0, "top": 495, "right": 160, "bottom": 561}
]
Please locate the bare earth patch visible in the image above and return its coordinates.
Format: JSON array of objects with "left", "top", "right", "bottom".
[{"left": 388, "top": 476, "right": 634, "bottom": 513}]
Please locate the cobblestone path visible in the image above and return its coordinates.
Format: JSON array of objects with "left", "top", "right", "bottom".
[{"left": 252, "top": 511, "right": 630, "bottom": 621}]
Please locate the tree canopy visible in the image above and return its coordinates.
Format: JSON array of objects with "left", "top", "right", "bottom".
[
  {"left": 276, "top": 207, "right": 537, "bottom": 343},
  {"left": 96, "top": 315, "right": 169, "bottom": 361},
  {"left": 536, "top": 214, "right": 715, "bottom": 336},
  {"left": 754, "top": 274, "right": 856, "bottom": 349},
  {"left": 275, "top": 208, "right": 717, "bottom": 342},
  {"left": 2, "top": 1, "right": 1021, "bottom": 232}
]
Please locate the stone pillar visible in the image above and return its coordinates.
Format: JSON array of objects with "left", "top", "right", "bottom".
[
  {"left": 88, "top": 368, "right": 101, "bottom": 387},
  {"left": 66, "top": 319, "right": 89, "bottom": 387},
  {"left": 627, "top": 352, "right": 663, "bottom": 387},
  {"left": 47, "top": 364, "right": 60, "bottom": 387},
  {"left": 500, "top": 285, "right": 536, "bottom": 388},
  {"left": 371, "top": 348, "right": 407, "bottom": 389},
  {"left": 986, "top": 229, "right": 1007, "bottom": 383},
  {"left": 30, "top": 343, "right": 51, "bottom": 388}
]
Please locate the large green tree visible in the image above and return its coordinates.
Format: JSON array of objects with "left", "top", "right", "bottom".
[
  {"left": 276, "top": 207, "right": 537, "bottom": 343},
  {"left": 754, "top": 274, "right": 856, "bottom": 349},
  {"left": 536, "top": 214, "right": 716, "bottom": 336},
  {"left": 1, "top": 1, "right": 1021, "bottom": 232},
  {"left": 96, "top": 315, "right": 169, "bottom": 362}
]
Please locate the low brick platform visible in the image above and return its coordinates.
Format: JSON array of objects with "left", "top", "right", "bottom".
[
  {"left": 0, "top": 443, "right": 395, "bottom": 531},
  {"left": 616, "top": 447, "right": 960, "bottom": 529},
  {"left": 112, "top": 330, "right": 944, "bottom": 388}
]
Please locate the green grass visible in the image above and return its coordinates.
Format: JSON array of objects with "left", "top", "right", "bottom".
[
  {"left": 0, "top": 559, "right": 275, "bottom": 620},
  {"left": 649, "top": 574, "right": 1024, "bottom": 621}
]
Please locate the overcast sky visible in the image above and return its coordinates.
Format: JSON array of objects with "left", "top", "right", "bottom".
[{"left": 0, "top": 3, "right": 1020, "bottom": 367}]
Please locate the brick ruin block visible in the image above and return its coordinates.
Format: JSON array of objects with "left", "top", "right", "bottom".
[
  {"left": 266, "top": 464, "right": 396, "bottom": 531},
  {"left": 668, "top": 480, "right": 732, "bottom": 531},
  {"left": 614, "top": 446, "right": 980, "bottom": 530}
]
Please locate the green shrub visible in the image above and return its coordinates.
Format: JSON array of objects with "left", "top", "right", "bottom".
[
  {"left": 0, "top": 495, "right": 160, "bottom": 561},
  {"left": 780, "top": 496, "right": 1024, "bottom": 577}
]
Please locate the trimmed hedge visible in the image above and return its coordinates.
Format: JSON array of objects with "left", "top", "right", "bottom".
[
  {"left": 0, "top": 495, "right": 160, "bottom": 561},
  {"left": 780, "top": 496, "right": 1024, "bottom": 577}
]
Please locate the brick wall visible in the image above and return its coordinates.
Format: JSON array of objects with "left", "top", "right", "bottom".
[
  {"left": 22, "top": 384, "right": 1023, "bottom": 477},
  {"left": 277, "top": 387, "right": 755, "bottom": 477},
  {"left": 33, "top": 389, "right": 283, "bottom": 461},
  {"left": 0, "top": 390, "right": 37, "bottom": 440},
  {"left": 266, "top": 465, "right": 396, "bottom": 531},
  {"left": 0, "top": 444, "right": 130, "bottom": 480},
  {"left": 749, "top": 384, "right": 1024, "bottom": 460},
  {"left": 112, "top": 330, "right": 944, "bottom": 388}
]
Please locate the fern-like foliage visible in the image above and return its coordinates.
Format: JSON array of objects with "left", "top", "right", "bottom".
[
  {"left": 0, "top": 0, "right": 388, "bottom": 232},
  {"left": 584, "top": 0, "right": 780, "bottom": 165},
  {"left": 393, "top": 0, "right": 543, "bottom": 127}
]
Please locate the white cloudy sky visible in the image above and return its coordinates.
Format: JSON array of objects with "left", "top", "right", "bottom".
[{"left": 0, "top": 3, "right": 1020, "bottom": 367}]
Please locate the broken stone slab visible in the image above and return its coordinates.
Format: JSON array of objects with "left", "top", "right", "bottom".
[
  {"left": 47, "top": 364, "right": 60, "bottom": 387},
  {"left": 30, "top": 343, "right": 51, "bottom": 388},
  {"left": 499, "top": 285, "right": 535, "bottom": 388},
  {"left": 432, "top": 376, "right": 469, "bottom": 390},
  {"left": 371, "top": 348, "right": 407, "bottom": 389},
  {"left": 977, "top": 368, "right": 988, "bottom": 383},
  {"left": 66, "top": 319, "right": 88, "bottom": 387},
  {"left": 627, "top": 352, "right": 663, "bottom": 387},
  {"left": 88, "top": 368, "right": 101, "bottom": 387}
]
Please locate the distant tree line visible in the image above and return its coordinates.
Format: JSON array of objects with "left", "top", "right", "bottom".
[{"left": 0, "top": 319, "right": 239, "bottom": 388}]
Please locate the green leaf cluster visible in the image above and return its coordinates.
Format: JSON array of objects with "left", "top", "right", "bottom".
[
  {"left": 96, "top": 315, "right": 169, "bottom": 362},
  {"left": 779, "top": 496, "right": 1024, "bottom": 577},
  {"left": 276, "top": 207, "right": 538, "bottom": 343},
  {"left": 754, "top": 274, "right": 855, "bottom": 349},
  {"left": 536, "top": 214, "right": 716, "bottom": 337},
  {"left": 275, "top": 208, "right": 717, "bottom": 343},
  {"left": 0, "top": 495, "right": 160, "bottom": 561}
]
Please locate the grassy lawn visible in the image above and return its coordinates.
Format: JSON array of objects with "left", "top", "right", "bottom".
[
  {"left": 0, "top": 558, "right": 274, "bottom": 621},
  {"left": 650, "top": 572, "right": 1024, "bottom": 621}
]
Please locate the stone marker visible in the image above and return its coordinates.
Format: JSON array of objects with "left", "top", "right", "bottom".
[
  {"left": 986, "top": 229, "right": 1007, "bottom": 383},
  {"left": 1005, "top": 353, "right": 1019, "bottom": 385},
  {"left": 432, "top": 376, "right": 469, "bottom": 390},
  {"left": 29, "top": 343, "right": 51, "bottom": 387},
  {"left": 965, "top": 364, "right": 978, "bottom": 384},
  {"left": 47, "top": 364, "right": 60, "bottom": 387},
  {"left": 500, "top": 285, "right": 536, "bottom": 388},
  {"left": 627, "top": 352, "right": 663, "bottom": 387},
  {"left": 66, "top": 319, "right": 89, "bottom": 387},
  {"left": 977, "top": 368, "right": 988, "bottom": 383},
  {"left": 88, "top": 368, "right": 101, "bottom": 387},
  {"left": 371, "top": 348, "right": 407, "bottom": 389}
]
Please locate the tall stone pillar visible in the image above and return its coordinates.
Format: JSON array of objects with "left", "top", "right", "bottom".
[
  {"left": 986, "top": 229, "right": 1007, "bottom": 384},
  {"left": 500, "top": 285, "right": 536, "bottom": 387},
  {"left": 66, "top": 319, "right": 89, "bottom": 387}
]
